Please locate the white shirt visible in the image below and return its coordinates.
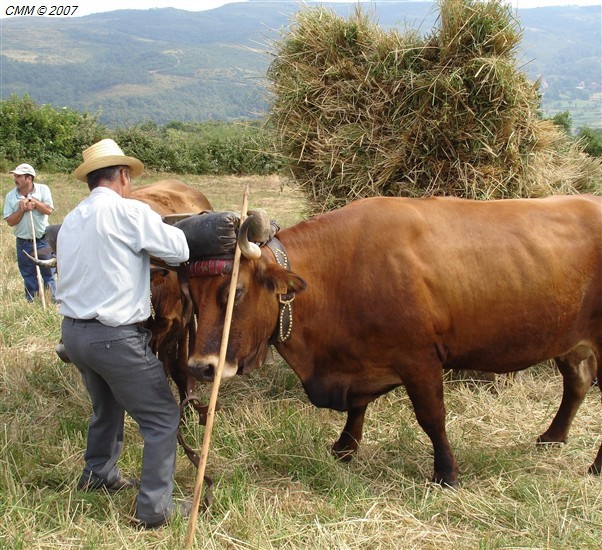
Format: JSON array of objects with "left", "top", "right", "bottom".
[
  {"left": 3, "top": 182, "right": 54, "bottom": 239},
  {"left": 56, "top": 187, "right": 189, "bottom": 326}
]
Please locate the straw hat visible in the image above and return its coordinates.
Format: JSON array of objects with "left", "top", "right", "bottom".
[{"left": 73, "top": 139, "right": 144, "bottom": 182}]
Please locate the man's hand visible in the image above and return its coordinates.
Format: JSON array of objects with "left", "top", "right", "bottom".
[{"left": 19, "top": 198, "right": 35, "bottom": 212}]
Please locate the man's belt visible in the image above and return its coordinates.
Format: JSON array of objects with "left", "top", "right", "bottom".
[{"left": 17, "top": 233, "right": 46, "bottom": 243}]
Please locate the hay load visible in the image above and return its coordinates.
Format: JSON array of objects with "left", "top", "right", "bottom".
[{"left": 267, "top": 0, "right": 601, "bottom": 211}]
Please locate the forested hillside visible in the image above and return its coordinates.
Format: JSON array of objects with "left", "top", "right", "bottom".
[{"left": 1, "top": 2, "right": 600, "bottom": 126}]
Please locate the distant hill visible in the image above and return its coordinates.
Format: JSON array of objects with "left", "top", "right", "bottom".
[{"left": 1, "top": 2, "right": 600, "bottom": 127}]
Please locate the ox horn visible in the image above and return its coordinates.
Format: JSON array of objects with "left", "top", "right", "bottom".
[
  {"left": 237, "top": 209, "right": 271, "bottom": 260},
  {"left": 23, "top": 250, "right": 57, "bottom": 269},
  {"left": 161, "top": 212, "right": 201, "bottom": 225}
]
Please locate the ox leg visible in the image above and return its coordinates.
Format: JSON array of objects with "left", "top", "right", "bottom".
[
  {"left": 174, "top": 332, "right": 193, "bottom": 403},
  {"left": 538, "top": 350, "right": 596, "bottom": 445},
  {"left": 158, "top": 346, "right": 187, "bottom": 402},
  {"left": 589, "top": 348, "right": 602, "bottom": 475},
  {"left": 404, "top": 369, "right": 458, "bottom": 487},
  {"left": 170, "top": 360, "right": 190, "bottom": 402},
  {"left": 170, "top": 335, "right": 198, "bottom": 414},
  {"left": 590, "top": 445, "right": 602, "bottom": 476},
  {"left": 331, "top": 405, "right": 367, "bottom": 462}
]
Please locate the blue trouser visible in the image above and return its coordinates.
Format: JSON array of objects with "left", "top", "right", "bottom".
[
  {"left": 61, "top": 317, "right": 180, "bottom": 525},
  {"left": 16, "top": 237, "right": 56, "bottom": 302}
]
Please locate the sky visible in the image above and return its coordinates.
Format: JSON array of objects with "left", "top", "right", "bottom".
[{"left": 2, "top": 0, "right": 601, "bottom": 19}]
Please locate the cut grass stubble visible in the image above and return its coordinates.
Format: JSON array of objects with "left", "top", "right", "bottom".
[{"left": 1, "top": 173, "right": 601, "bottom": 548}]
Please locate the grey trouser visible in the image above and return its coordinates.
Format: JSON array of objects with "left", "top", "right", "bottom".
[{"left": 61, "top": 317, "right": 180, "bottom": 524}]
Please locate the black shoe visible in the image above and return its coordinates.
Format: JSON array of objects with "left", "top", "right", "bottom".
[
  {"left": 77, "top": 475, "right": 140, "bottom": 493},
  {"left": 136, "top": 499, "right": 193, "bottom": 529}
]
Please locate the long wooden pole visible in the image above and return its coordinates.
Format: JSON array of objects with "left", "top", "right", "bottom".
[
  {"left": 28, "top": 210, "right": 47, "bottom": 310},
  {"left": 184, "top": 184, "right": 250, "bottom": 549}
]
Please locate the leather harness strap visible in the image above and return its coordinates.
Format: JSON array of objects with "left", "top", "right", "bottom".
[{"left": 266, "top": 237, "right": 295, "bottom": 344}]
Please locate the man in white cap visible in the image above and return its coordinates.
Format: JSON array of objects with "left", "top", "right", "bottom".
[
  {"left": 3, "top": 163, "right": 57, "bottom": 302},
  {"left": 56, "top": 139, "right": 191, "bottom": 528}
]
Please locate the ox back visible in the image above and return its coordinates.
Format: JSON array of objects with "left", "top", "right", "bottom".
[
  {"left": 130, "top": 179, "right": 211, "bottom": 215},
  {"left": 186, "top": 194, "right": 602, "bottom": 487}
]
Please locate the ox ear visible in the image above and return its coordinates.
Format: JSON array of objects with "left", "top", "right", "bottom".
[{"left": 259, "top": 263, "right": 307, "bottom": 295}]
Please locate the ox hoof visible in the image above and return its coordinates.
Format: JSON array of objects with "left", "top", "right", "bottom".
[
  {"left": 588, "top": 463, "right": 601, "bottom": 476},
  {"left": 330, "top": 444, "right": 356, "bottom": 463},
  {"left": 536, "top": 435, "right": 566, "bottom": 446},
  {"left": 432, "top": 476, "right": 459, "bottom": 489}
]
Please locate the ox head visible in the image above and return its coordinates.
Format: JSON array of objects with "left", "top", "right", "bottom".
[
  {"left": 184, "top": 210, "right": 306, "bottom": 382},
  {"left": 23, "top": 223, "right": 61, "bottom": 268}
]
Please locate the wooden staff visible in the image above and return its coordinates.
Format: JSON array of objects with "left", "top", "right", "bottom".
[
  {"left": 185, "top": 184, "right": 250, "bottom": 549},
  {"left": 28, "top": 210, "right": 47, "bottom": 310}
]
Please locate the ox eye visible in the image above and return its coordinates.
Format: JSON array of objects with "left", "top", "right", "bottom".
[{"left": 218, "top": 283, "right": 245, "bottom": 309}]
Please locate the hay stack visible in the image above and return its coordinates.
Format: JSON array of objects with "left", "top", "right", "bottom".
[{"left": 267, "top": 0, "right": 601, "bottom": 212}]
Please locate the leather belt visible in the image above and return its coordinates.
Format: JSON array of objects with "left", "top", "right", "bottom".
[{"left": 17, "top": 233, "right": 46, "bottom": 243}]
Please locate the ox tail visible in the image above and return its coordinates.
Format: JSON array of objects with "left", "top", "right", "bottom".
[{"left": 590, "top": 340, "right": 602, "bottom": 475}]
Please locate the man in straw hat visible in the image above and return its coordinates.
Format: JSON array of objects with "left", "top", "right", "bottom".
[
  {"left": 3, "top": 162, "right": 57, "bottom": 302},
  {"left": 56, "top": 139, "right": 192, "bottom": 528}
]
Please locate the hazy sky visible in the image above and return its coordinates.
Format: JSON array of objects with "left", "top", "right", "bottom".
[{"left": 2, "top": 0, "right": 601, "bottom": 19}]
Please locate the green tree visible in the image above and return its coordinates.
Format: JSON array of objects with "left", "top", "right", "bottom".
[
  {"left": 577, "top": 127, "right": 602, "bottom": 157},
  {"left": 551, "top": 111, "right": 573, "bottom": 135}
]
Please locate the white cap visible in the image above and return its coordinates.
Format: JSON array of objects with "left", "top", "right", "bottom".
[{"left": 10, "top": 163, "right": 36, "bottom": 177}]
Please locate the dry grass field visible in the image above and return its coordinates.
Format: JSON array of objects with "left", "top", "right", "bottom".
[{"left": 1, "top": 172, "right": 601, "bottom": 549}]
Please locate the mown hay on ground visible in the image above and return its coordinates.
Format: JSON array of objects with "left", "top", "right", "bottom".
[{"left": 267, "top": 0, "right": 602, "bottom": 212}]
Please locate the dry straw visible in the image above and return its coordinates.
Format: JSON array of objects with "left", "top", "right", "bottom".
[{"left": 267, "top": 0, "right": 602, "bottom": 212}]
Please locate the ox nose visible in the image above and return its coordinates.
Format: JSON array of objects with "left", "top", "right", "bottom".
[
  {"left": 188, "top": 354, "right": 239, "bottom": 381},
  {"left": 187, "top": 358, "right": 216, "bottom": 382}
]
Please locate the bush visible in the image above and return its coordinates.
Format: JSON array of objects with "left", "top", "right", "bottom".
[
  {"left": 0, "top": 96, "right": 284, "bottom": 176},
  {"left": 114, "top": 120, "right": 283, "bottom": 175},
  {"left": 0, "top": 94, "right": 105, "bottom": 173}
]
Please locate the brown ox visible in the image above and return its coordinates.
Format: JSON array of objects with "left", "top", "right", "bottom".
[
  {"left": 184, "top": 195, "right": 602, "bottom": 487},
  {"left": 32, "top": 179, "right": 211, "bottom": 402}
]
